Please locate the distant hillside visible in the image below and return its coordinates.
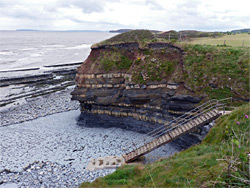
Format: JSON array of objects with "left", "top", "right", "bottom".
[
  {"left": 16, "top": 29, "right": 41, "bottom": 31},
  {"left": 157, "top": 30, "right": 224, "bottom": 41},
  {"left": 231, "top": 28, "right": 250, "bottom": 33},
  {"left": 109, "top": 29, "right": 132, "bottom": 33},
  {"left": 110, "top": 29, "right": 160, "bottom": 34}
]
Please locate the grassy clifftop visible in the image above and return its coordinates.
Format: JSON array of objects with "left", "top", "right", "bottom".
[
  {"left": 80, "top": 104, "right": 250, "bottom": 187},
  {"left": 179, "top": 44, "right": 250, "bottom": 101},
  {"left": 89, "top": 30, "right": 249, "bottom": 102},
  {"left": 92, "top": 30, "right": 155, "bottom": 48}
]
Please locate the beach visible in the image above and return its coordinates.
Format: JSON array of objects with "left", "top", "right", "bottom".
[{"left": 0, "top": 86, "right": 180, "bottom": 188}]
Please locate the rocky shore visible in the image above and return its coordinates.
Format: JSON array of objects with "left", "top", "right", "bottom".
[
  {"left": 0, "top": 88, "right": 79, "bottom": 126},
  {"left": 0, "top": 88, "right": 179, "bottom": 188}
]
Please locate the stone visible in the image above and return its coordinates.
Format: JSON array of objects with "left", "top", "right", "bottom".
[
  {"left": 168, "top": 95, "right": 201, "bottom": 103},
  {"left": 86, "top": 156, "right": 125, "bottom": 171}
]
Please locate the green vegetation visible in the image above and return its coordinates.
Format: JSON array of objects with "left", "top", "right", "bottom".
[
  {"left": 91, "top": 30, "right": 249, "bottom": 101},
  {"left": 179, "top": 44, "right": 250, "bottom": 100},
  {"left": 98, "top": 49, "right": 133, "bottom": 71},
  {"left": 93, "top": 30, "right": 155, "bottom": 48},
  {"left": 157, "top": 30, "right": 224, "bottom": 41},
  {"left": 131, "top": 49, "right": 179, "bottom": 83},
  {"left": 179, "top": 33, "right": 250, "bottom": 47},
  {"left": 80, "top": 104, "right": 250, "bottom": 187}
]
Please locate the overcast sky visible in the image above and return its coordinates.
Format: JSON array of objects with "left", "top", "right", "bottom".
[{"left": 0, "top": 0, "right": 249, "bottom": 31}]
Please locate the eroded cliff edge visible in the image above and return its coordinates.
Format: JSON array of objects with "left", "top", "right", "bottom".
[{"left": 71, "top": 30, "right": 249, "bottom": 132}]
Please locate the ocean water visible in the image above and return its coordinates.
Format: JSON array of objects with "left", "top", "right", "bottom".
[{"left": 0, "top": 31, "right": 116, "bottom": 73}]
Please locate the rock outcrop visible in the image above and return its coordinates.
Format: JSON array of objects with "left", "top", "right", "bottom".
[{"left": 71, "top": 33, "right": 201, "bottom": 131}]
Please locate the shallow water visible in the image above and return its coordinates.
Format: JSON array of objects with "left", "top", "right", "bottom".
[{"left": 0, "top": 31, "right": 116, "bottom": 71}]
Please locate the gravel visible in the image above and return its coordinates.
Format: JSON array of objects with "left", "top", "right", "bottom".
[
  {"left": 0, "top": 88, "right": 79, "bottom": 127},
  {"left": 0, "top": 88, "right": 178, "bottom": 188}
]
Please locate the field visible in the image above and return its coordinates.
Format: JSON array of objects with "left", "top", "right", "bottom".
[{"left": 179, "top": 33, "right": 250, "bottom": 47}]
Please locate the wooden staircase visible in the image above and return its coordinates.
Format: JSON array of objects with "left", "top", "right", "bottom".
[{"left": 122, "top": 98, "right": 232, "bottom": 163}]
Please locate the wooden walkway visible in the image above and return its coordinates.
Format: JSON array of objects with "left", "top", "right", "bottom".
[
  {"left": 122, "top": 98, "right": 232, "bottom": 163},
  {"left": 123, "top": 109, "right": 220, "bottom": 162},
  {"left": 86, "top": 98, "right": 232, "bottom": 170}
]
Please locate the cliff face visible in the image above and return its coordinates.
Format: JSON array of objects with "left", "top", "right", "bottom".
[
  {"left": 71, "top": 41, "right": 200, "bottom": 131},
  {"left": 71, "top": 30, "right": 249, "bottom": 131}
]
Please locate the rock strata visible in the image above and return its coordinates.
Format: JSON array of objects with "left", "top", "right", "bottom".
[{"left": 71, "top": 41, "right": 201, "bottom": 131}]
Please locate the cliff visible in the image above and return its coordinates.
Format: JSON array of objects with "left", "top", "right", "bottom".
[{"left": 71, "top": 30, "right": 249, "bottom": 131}]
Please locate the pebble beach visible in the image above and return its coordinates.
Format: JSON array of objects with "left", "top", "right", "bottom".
[{"left": 0, "top": 88, "right": 179, "bottom": 188}]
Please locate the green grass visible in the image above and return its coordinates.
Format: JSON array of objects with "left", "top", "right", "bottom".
[
  {"left": 179, "top": 33, "right": 250, "bottom": 47},
  {"left": 80, "top": 104, "right": 250, "bottom": 187},
  {"left": 93, "top": 30, "right": 155, "bottom": 48},
  {"left": 179, "top": 44, "right": 250, "bottom": 100},
  {"left": 98, "top": 49, "right": 133, "bottom": 71},
  {"left": 131, "top": 50, "right": 179, "bottom": 83}
]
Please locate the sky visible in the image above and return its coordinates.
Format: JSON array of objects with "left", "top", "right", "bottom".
[{"left": 0, "top": 0, "right": 249, "bottom": 32}]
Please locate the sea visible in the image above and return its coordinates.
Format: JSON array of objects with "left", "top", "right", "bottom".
[
  {"left": 0, "top": 31, "right": 116, "bottom": 77},
  {"left": 0, "top": 31, "right": 117, "bottom": 103}
]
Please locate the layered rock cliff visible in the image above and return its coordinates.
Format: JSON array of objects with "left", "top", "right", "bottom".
[
  {"left": 71, "top": 30, "right": 249, "bottom": 132},
  {"left": 71, "top": 31, "right": 201, "bottom": 132}
]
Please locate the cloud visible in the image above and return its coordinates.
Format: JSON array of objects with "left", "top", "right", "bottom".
[
  {"left": 0, "top": 0, "right": 249, "bottom": 31},
  {"left": 55, "top": 0, "right": 105, "bottom": 13}
]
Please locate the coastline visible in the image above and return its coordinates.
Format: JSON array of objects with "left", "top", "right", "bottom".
[
  {"left": 0, "top": 87, "right": 79, "bottom": 127},
  {"left": 0, "top": 87, "right": 179, "bottom": 188}
]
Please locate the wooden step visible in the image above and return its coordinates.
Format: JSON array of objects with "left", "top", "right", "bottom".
[
  {"left": 200, "top": 116, "right": 206, "bottom": 121},
  {"left": 175, "top": 127, "right": 182, "bottom": 135},
  {"left": 210, "top": 110, "right": 216, "bottom": 116},
  {"left": 161, "top": 135, "right": 167, "bottom": 143},
  {"left": 182, "top": 123, "right": 189, "bottom": 132},
  {"left": 154, "top": 140, "right": 159, "bottom": 147},
  {"left": 189, "top": 120, "right": 195, "bottom": 126},
  {"left": 137, "top": 148, "right": 142, "bottom": 155},
  {"left": 147, "top": 143, "right": 152, "bottom": 150},
  {"left": 178, "top": 127, "right": 185, "bottom": 133},
  {"left": 204, "top": 114, "right": 210, "bottom": 120},
  {"left": 149, "top": 142, "right": 154, "bottom": 149},
  {"left": 151, "top": 141, "right": 156, "bottom": 148},
  {"left": 174, "top": 129, "right": 180, "bottom": 136},
  {"left": 214, "top": 109, "right": 219, "bottom": 114},
  {"left": 140, "top": 147, "right": 145, "bottom": 154},
  {"left": 155, "top": 138, "right": 160, "bottom": 145},
  {"left": 142, "top": 146, "right": 147, "bottom": 153},
  {"left": 159, "top": 138, "right": 163, "bottom": 145},
  {"left": 186, "top": 123, "right": 192, "bottom": 129},
  {"left": 193, "top": 119, "right": 199, "bottom": 125},
  {"left": 168, "top": 131, "right": 173, "bottom": 138},
  {"left": 163, "top": 134, "right": 170, "bottom": 141},
  {"left": 173, "top": 128, "right": 180, "bottom": 135},
  {"left": 196, "top": 118, "right": 203, "bottom": 124},
  {"left": 178, "top": 126, "right": 185, "bottom": 133},
  {"left": 207, "top": 112, "right": 213, "bottom": 118},
  {"left": 170, "top": 130, "right": 176, "bottom": 137},
  {"left": 159, "top": 136, "right": 164, "bottom": 144}
]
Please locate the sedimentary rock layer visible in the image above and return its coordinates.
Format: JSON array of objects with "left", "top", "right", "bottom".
[{"left": 71, "top": 42, "right": 200, "bottom": 131}]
